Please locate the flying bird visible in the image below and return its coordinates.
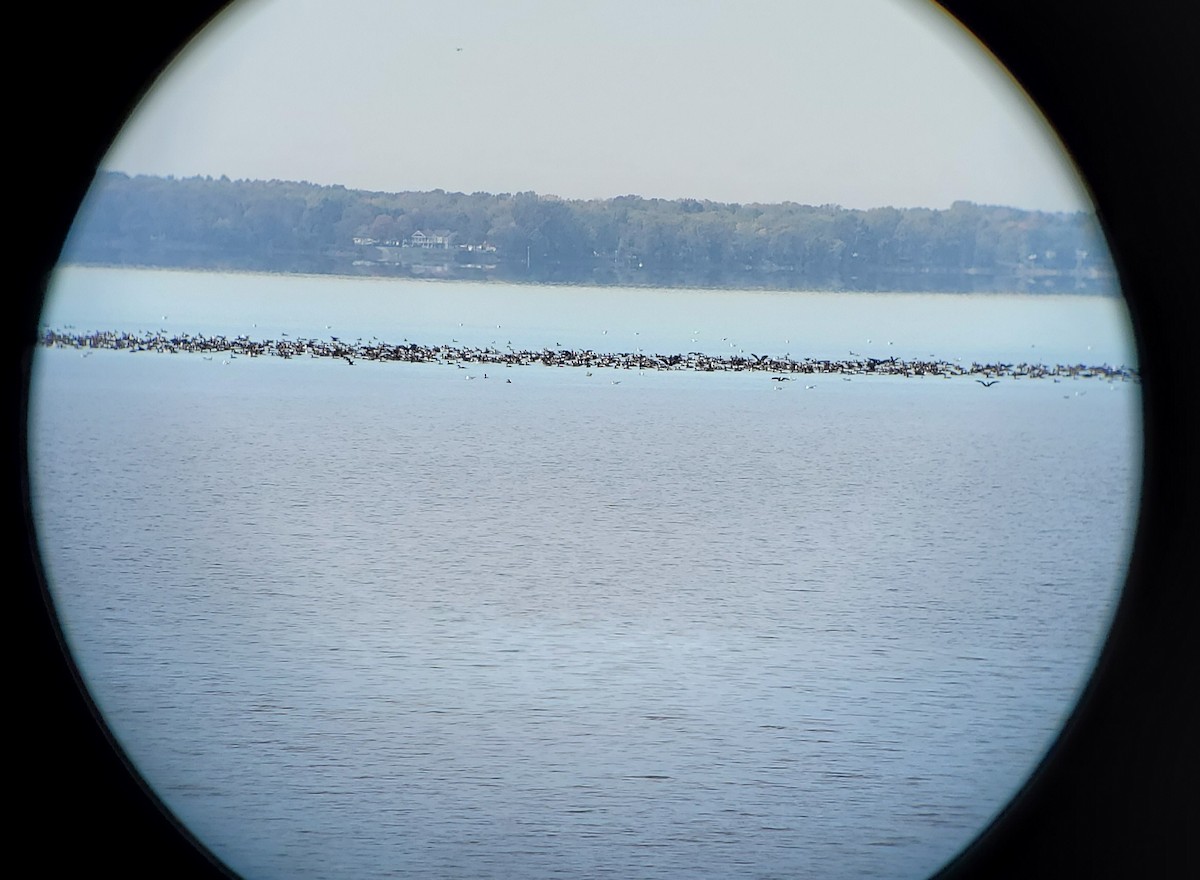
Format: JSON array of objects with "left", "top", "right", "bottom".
[{"left": 976, "top": 379, "right": 999, "bottom": 387}]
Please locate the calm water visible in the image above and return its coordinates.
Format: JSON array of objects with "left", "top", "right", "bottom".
[
  {"left": 40, "top": 266, "right": 1138, "bottom": 366},
  {"left": 29, "top": 268, "right": 1141, "bottom": 880}
]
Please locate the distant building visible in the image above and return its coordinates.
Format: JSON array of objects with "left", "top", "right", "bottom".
[{"left": 406, "top": 230, "right": 452, "bottom": 249}]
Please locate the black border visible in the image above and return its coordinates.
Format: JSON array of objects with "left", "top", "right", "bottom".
[
  {"left": 930, "top": 4, "right": 1199, "bottom": 874},
  {"left": 11, "top": 3, "right": 1197, "bottom": 877}
]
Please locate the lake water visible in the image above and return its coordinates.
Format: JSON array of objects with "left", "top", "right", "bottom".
[{"left": 29, "top": 267, "right": 1142, "bottom": 880}]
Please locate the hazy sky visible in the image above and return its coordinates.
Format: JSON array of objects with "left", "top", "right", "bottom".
[{"left": 102, "top": 0, "right": 1091, "bottom": 212}]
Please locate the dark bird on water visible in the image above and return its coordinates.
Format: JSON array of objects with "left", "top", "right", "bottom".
[{"left": 976, "top": 379, "right": 999, "bottom": 387}]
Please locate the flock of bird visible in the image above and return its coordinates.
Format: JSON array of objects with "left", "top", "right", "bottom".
[{"left": 38, "top": 328, "right": 1139, "bottom": 386}]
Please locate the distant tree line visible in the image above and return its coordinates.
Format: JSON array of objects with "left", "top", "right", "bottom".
[{"left": 61, "top": 172, "right": 1118, "bottom": 293}]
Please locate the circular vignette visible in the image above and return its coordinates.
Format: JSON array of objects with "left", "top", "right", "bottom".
[
  {"left": 931, "top": 3, "right": 1198, "bottom": 875},
  {"left": 10, "top": 2, "right": 1197, "bottom": 878}
]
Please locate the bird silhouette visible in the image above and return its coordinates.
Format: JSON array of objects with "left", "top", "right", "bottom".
[{"left": 976, "top": 379, "right": 999, "bottom": 387}]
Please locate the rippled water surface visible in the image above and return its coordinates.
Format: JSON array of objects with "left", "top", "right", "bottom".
[{"left": 29, "top": 268, "right": 1140, "bottom": 879}]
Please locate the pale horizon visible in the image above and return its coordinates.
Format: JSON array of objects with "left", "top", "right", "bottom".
[{"left": 101, "top": 0, "right": 1092, "bottom": 214}]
